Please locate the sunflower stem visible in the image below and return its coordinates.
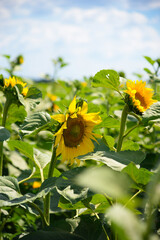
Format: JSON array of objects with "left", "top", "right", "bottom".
[
  {"left": 44, "top": 139, "right": 57, "bottom": 225},
  {"left": 116, "top": 104, "right": 129, "bottom": 152},
  {"left": 0, "top": 97, "right": 12, "bottom": 240},
  {"left": 28, "top": 202, "right": 48, "bottom": 228},
  {"left": 0, "top": 97, "right": 12, "bottom": 176}
]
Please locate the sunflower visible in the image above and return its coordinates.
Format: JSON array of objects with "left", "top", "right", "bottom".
[
  {"left": 124, "top": 80, "right": 157, "bottom": 114},
  {"left": 4, "top": 76, "right": 28, "bottom": 96},
  {"left": 51, "top": 96, "right": 102, "bottom": 165}
]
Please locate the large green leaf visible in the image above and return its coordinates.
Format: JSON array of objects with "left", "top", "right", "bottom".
[
  {"left": 92, "top": 69, "right": 120, "bottom": 92},
  {"left": 20, "top": 112, "right": 51, "bottom": 136},
  {"left": 79, "top": 150, "right": 146, "bottom": 171},
  {"left": 0, "top": 127, "right": 10, "bottom": 141},
  {"left": 26, "top": 87, "right": 42, "bottom": 99},
  {"left": 19, "top": 230, "right": 85, "bottom": 240},
  {"left": 0, "top": 176, "right": 21, "bottom": 200},
  {"left": 76, "top": 166, "right": 130, "bottom": 199},
  {"left": 122, "top": 162, "right": 153, "bottom": 187},
  {"left": 8, "top": 140, "right": 51, "bottom": 171},
  {"left": 7, "top": 104, "right": 27, "bottom": 125},
  {"left": 105, "top": 204, "right": 144, "bottom": 240},
  {"left": 41, "top": 167, "right": 91, "bottom": 205},
  {"left": 142, "top": 102, "right": 160, "bottom": 125},
  {"left": 8, "top": 140, "right": 34, "bottom": 161}
]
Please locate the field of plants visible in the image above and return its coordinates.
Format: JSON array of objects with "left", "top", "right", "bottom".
[{"left": 0, "top": 55, "right": 160, "bottom": 240}]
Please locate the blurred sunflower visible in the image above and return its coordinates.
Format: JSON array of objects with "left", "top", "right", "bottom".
[
  {"left": 32, "top": 181, "right": 41, "bottom": 189},
  {"left": 125, "top": 80, "right": 157, "bottom": 114},
  {"left": 4, "top": 76, "right": 28, "bottom": 96},
  {"left": 51, "top": 96, "right": 101, "bottom": 165}
]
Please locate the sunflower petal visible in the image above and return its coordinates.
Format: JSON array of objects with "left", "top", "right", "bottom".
[
  {"left": 51, "top": 114, "right": 65, "bottom": 123},
  {"left": 69, "top": 96, "right": 76, "bottom": 114},
  {"left": 80, "top": 101, "right": 88, "bottom": 114}
]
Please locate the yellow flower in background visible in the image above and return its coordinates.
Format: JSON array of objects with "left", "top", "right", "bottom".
[
  {"left": 4, "top": 76, "right": 28, "bottom": 96},
  {"left": 32, "top": 181, "right": 41, "bottom": 189},
  {"left": 51, "top": 96, "right": 102, "bottom": 165},
  {"left": 19, "top": 56, "right": 24, "bottom": 64},
  {"left": 81, "top": 82, "right": 87, "bottom": 87},
  {"left": 47, "top": 93, "right": 57, "bottom": 101},
  {"left": 125, "top": 80, "right": 157, "bottom": 113},
  {"left": 53, "top": 103, "right": 60, "bottom": 112}
]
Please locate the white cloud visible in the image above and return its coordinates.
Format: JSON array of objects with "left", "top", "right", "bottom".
[{"left": 0, "top": 2, "right": 159, "bottom": 79}]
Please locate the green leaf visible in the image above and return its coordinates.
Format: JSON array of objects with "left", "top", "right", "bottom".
[
  {"left": 121, "top": 140, "right": 139, "bottom": 151},
  {"left": 14, "top": 85, "right": 25, "bottom": 106},
  {"left": 103, "top": 135, "right": 115, "bottom": 150},
  {"left": 0, "top": 176, "right": 21, "bottom": 200},
  {"left": 54, "top": 167, "right": 92, "bottom": 204},
  {"left": 2, "top": 54, "right": 11, "bottom": 59},
  {"left": 0, "top": 127, "right": 10, "bottom": 141},
  {"left": 26, "top": 87, "right": 42, "bottom": 99},
  {"left": 143, "top": 68, "right": 152, "bottom": 74},
  {"left": 0, "top": 168, "right": 90, "bottom": 207},
  {"left": 20, "top": 112, "right": 51, "bottom": 135},
  {"left": 8, "top": 140, "right": 34, "bottom": 161},
  {"left": 92, "top": 69, "right": 120, "bottom": 92},
  {"left": 79, "top": 150, "right": 146, "bottom": 171},
  {"left": 95, "top": 116, "right": 120, "bottom": 129},
  {"left": 122, "top": 162, "right": 153, "bottom": 186},
  {"left": 7, "top": 104, "right": 27, "bottom": 124},
  {"left": 142, "top": 102, "right": 160, "bottom": 125},
  {"left": 19, "top": 230, "right": 85, "bottom": 240},
  {"left": 144, "top": 56, "right": 155, "bottom": 66},
  {"left": 33, "top": 148, "right": 51, "bottom": 170},
  {"left": 105, "top": 204, "right": 144, "bottom": 240},
  {"left": 76, "top": 166, "right": 130, "bottom": 199}
]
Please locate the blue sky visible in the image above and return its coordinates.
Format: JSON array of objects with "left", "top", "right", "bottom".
[{"left": 0, "top": 0, "right": 160, "bottom": 80}]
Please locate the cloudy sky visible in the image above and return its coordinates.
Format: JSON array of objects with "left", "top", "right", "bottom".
[{"left": 0, "top": 0, "right": 160, "bottom": 80}]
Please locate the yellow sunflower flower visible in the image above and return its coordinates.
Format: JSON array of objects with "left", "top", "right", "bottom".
[
  {"left": 4, "top": 76, "right": 28, "bottom": 96},
  {"left": 51, "top": 96, "right": 102, "bottom": 165},
  {"left": 125, "top": 80, "right": 157, "bottom": 114}
]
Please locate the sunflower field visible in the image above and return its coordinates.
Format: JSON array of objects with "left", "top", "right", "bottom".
[{"left": 0, "top": 55, "right": 160, "bottom": 240}]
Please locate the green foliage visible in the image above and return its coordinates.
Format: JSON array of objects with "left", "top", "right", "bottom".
[
  {"left": 0, "top": 57, "right": 160, "bottom": 240},
  {"left": 142, "top": 101, "right": 160, "bottom": 125},
  {"left": 122, "top": 162, "right": 153, "bottom": 187},
  {"left": 92, "top": 69, "right": 120, "bottom": 92},
  {"left": 20, "top": 111, "right": 51, "bottom": 136}
]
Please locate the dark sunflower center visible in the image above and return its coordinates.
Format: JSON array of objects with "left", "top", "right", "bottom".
[
  {"left": 63, "top": 116, "right": 85, "bottom": 147},
  {"left": 135, "top": 92, "right": 147, "bottom": 108}
]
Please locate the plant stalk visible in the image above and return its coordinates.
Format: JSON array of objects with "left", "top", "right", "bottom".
[
  {"left": 44, "top": 139, "right": 57, "bottom": 225},
  {"left": 0, "top": 98, "right": 12, "bottom": 176},
  {"left": 116, "top": 104, "right": 129, "bottom": 152}
]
